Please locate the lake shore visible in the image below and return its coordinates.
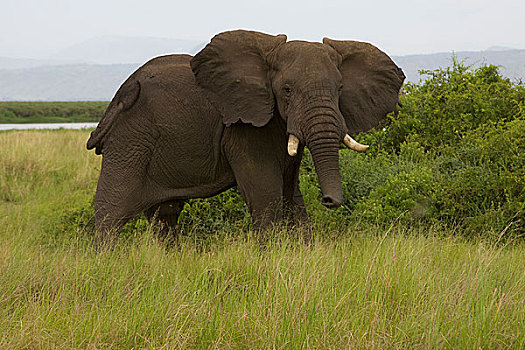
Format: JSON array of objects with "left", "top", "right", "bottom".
[{"left": 0, "top": 122, "right": 98, "bottom": 130}]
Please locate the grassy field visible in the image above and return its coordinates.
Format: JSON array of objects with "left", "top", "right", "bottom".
[
  {"left": 0, "top": 101, "right": 107, "bottom": 123},
  {"left": 1, "top": 129, "right": 524, "bottom": 349}
]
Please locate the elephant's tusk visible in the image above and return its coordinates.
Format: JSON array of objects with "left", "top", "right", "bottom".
[
  {"left": 343, "top": 134, "right": 369, "bottom": 152},
  {"left": 287, "top": 134, "right": 300, "bottom": 156}
]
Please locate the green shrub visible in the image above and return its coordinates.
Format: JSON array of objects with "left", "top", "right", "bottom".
[
  {"left": 367, "top": 58, "right": 525, "bottom": 153},
  {"left": 348, "top": 60, "right": 524, "bottom": 237},
  {"left": 0, "top": 101, "right": 108, "bottom": 123},
  {"left": 435, "top": 119, "right": 525, "bottom": 235},
  {"left": 349, "top": 142, "right": 438, "bottom": 225},
  {"left": 178, "top": 188, "right": 250, "bottom": 235}
]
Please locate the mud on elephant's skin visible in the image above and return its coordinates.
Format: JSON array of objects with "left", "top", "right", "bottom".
[{"left": 87, "top": 30, "right": 405, "bottom": 239}]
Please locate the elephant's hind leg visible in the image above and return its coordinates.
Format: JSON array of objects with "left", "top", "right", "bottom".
[
  {"left": 93, "top": 158, "right": 151, "bottom": 244},
  {"left": 145, "top": 200, "right": 186, "bottom": 243}
]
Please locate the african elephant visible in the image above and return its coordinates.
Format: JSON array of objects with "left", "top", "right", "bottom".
[{"left": 87, "top": 30, "right": 404, "bottom": 238}]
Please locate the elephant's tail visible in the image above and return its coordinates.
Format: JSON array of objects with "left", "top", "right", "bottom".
[{"left": 87, "top": 78, "right": 141, "bottom": 154}]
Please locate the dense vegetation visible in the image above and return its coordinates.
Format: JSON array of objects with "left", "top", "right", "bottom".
[
  {"left": 0, "top": 61, "right": 523, "bottom": 348},
  {"left": 351, "top": 60, "right": 524, "bottom": 237},
  {"left": 0, "top": 101, "right": 107, "bottom": 123}
]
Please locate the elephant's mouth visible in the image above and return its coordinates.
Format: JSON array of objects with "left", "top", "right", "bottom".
[{"left": 287, "top": 133, "right": 368, "bottom": 156}]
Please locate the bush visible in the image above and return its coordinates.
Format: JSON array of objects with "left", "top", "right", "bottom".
[
  {"left": 348, "top": 59, "right": 524, "bottom": 237},
  {"left": 178, "top": 188, "right": 250, "bottom": 236},
  {"left": 366, "top": 58, "right": 525, "bottom": 153}
]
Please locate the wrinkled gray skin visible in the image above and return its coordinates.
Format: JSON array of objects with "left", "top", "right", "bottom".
[{"left": 87, "top": 30, "right": 405, "bottom": 239}]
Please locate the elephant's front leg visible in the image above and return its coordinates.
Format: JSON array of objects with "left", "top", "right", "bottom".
[
  {"left": 223, "top": 123, "right": 286, "bottom": 230},
  {"left": 230, "top": 157, "right": 285, "bottom": 229},
  {"left": 283, "top": 168, "right": 312, "bottom": 244}
]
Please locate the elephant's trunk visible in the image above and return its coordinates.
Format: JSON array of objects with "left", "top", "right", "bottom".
[
  {"left": 303, "top": 116, "right": 344, "bottom": 209},
  {"left": 307, "top": 136, "right": 343, "bottom": 208}
]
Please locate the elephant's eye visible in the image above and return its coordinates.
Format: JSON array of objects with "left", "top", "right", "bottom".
[
  {"left": 283, "top": 85, "right": 292, "bottom": 97},
  {"left": 338, "top": 85, "right": 343, "bottom": 94}
]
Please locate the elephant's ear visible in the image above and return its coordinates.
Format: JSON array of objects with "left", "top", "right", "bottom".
[
  {"left": 323, "top": 38, "right": 405, "bottom": 134},
  {"left": 191, "top": 30, "right": 287, "bottom": 127}
]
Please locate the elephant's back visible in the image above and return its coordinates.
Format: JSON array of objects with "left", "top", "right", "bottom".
[
  {"left": 139, "top": 54, "right": 193, "bottom": 75},
  {"left": 138, "top": 54, "right": 198, "bottom": 92},
  {"left": 136, "top": 54, "right": 222, "bottom": 138},
  {"left": 143, "top": 54, "right": 192, "bottom": 67}
]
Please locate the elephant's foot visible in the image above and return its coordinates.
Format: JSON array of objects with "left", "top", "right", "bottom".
[
  {"left": 93, "top": 218, "right": 126, "bottom": 250},
  {"left": 280, "top": 203, "right": 312, "bottom": 245},
  {"left": 252, "top": 219, "right": 313, "bottom": 249}
]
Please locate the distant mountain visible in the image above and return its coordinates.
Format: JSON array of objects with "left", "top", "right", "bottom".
[
  {"left": 0, "top": 57, "right": 79, "bottom": 70},
  {"left": 0, "top": 47, "right": 523, "bottom": 101},
  {"left": 393, "top": 49, "right": 525, "bottom": 83},
  {"left": 486, "top": 46, "right": 517, "bottom": 51},
  {"left": 0, "top": 36, "right": 205, "bottom": 100},
  {"left": 0, "top": 36, "right": 205, "bottom": 70},
  {"left": 52, "top": 36, "right": 205, "bottom": 64},
  {"left": 0, "top": 64, "right": 138, "bottom": 101}
]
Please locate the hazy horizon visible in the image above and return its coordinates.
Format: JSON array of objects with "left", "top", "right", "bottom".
[{"left": 2, "top": 0, "right": 524, "bottom": 59}]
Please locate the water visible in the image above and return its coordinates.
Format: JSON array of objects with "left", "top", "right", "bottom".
[{"left": 0, "top": 122, "right": 98, "bottom": 131}]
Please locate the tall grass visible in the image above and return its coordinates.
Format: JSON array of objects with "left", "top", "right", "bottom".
[{"left": 1, "top": 130, "right": 524, "bottom": 349}]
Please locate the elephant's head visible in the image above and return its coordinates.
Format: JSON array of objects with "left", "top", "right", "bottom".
[{"left": 191, "top": 30, "right": 405, "bottom": 208}]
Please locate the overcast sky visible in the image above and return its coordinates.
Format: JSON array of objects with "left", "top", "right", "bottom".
[{"left": 2, "top": 0, "right": 524, "bottom": 58}]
